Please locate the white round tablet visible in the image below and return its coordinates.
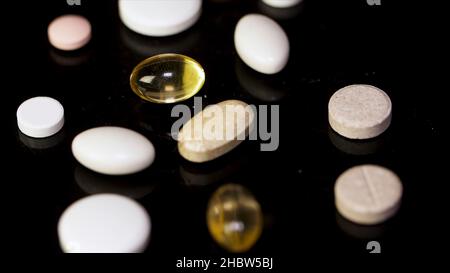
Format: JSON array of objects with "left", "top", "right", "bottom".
[
  {"left": 234, "top": 14, "right": 289, "bottom": 74},
  {"left": 335, "top": 165, "right": 403, "bottom": 225},
  {"left": 72, "top": 127, "right": 155, "bottom": 175},
  {"left": 262, "top": 0, "right": 302, "bottom": 8},
  {"left": 58, "top": 194, "right": 151, "bottom": 253},
  {"left": 118, "top": 0, "right": 202, "bottom": 37},
  {"left": 328, "top": 84, "right": 392, "bottom": 139},
  {"left": 17, "top": 96, "right": 64, "bottom": 138}
]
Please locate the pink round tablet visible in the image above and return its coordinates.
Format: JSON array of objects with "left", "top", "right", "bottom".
[{"left": 48, "top": 15, "right": 91, "bottom": 51}]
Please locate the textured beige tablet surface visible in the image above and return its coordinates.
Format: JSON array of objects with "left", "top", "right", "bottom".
[
  {"left": 328, "top": 84, "right": 392, "bottom": 139},
  {"left": 178, "top": 100, "right": 254, "bottom": 163},
  {"left": 334, "top": 165, "right": 402, "bottom": 225}
]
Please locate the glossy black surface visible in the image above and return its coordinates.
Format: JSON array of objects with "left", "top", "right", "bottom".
[{"left": 7, "top": 0, "right": 446, "bottom": 269}]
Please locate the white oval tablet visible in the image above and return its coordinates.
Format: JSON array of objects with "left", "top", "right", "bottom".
[
  {"left": 58, "top": 194, "right": 151, "bottom": 253},
  {"left": 17, "top": 96, "right": 64, "bottom": 138},
  {"left": 118, "top": 0, "right": 202, "bottom": 37},
  {"left": 72, "top": 127, "right": 155, "bottom": 175},
  {"left": 335, "top": 165, "right": 403, "bottom": 225},
  {"left": 234, "top": 14, "right": 289, "bottom": 74},
  {"left": 178, "top": 100, "right": 255, "bottom": 163},
  {"left": 328, "top": 84, "right": 392, "bottom": 139},
  {"left": 262, "top": 0, "right": 302, "bottom": 8}
]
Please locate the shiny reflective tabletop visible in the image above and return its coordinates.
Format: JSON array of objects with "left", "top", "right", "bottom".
[{"left": 7, "top": 0, "right": 445, "bottom": 269}]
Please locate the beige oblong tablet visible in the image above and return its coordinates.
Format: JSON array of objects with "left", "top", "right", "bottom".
[
  {"left": 334, "top": 165, "right": 403, "bottom": 225},
  {"left": 328, "top": 84, "right": 392, "bottom": 139},
  {"left": 178, "top": 100, "right": 254, "bottom": 163}
]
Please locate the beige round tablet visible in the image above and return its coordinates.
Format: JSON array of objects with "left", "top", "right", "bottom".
[
  {"left": 328, "top": 84, "right": 392, "bottom": 139},
  {"left": 334, "top": 165, "right": 402, "bottom": 225}
]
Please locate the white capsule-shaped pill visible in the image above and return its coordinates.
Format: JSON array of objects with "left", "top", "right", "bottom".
[
  {"left": 234, "top": 14, "right": 289, "bottom": 74},
  {"left": 72, "top": 127, "right": 155, "bottom": 175}
]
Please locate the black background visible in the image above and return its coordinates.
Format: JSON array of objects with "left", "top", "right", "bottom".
[{"left": 5, "top": 0, "right": 447, "bottom": 270}]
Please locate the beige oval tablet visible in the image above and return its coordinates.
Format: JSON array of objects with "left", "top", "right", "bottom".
[
  {"left": 178, "top": 100, "right": 255, "bottom": 163},
  {"left": 328, "top": 84, "right": 392, "bottom": 139},
  {"left": 334, "top": 165, "right": 403, "bottom": 225}
]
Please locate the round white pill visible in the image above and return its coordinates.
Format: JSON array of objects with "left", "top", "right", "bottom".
[
  {"left": 234, "top": 14, "right": 289, "bottom": 74},
  {"left": 17, "top": 97, "right": 64, "bottom": 138},
  {"left": 118, "top": 0, "right": 202, "bottom": 37},
  {"left": 72, "top": 127, "right": 155, "bottom": 175},
  {"left": 328, "top": 84, "right": 392, "bottom": 139},
  {"left": 58, "top": 194, "right": 151, "bottom": 253},
  {"left": 335, "top": 165, "right": 403, "bottom": 225},
  {"left": 262, "top": 0, "right": 302, "bottom": 8}
]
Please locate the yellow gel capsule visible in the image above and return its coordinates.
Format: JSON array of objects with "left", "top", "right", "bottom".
[
  {"left": 207, "top": 184, "right": 263, "bottom": 253},
  {"left": 130, "top": 53, "right": 205, "bottom": 103}
]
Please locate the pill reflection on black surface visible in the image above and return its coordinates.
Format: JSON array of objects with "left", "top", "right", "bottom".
[
  {"left": 328, "top": 126, "right": 388, "bottom": 155},
  {"left": 49, "top": 48, "right": 91, "bottom": 66},
  {"left": 235, "top": 58, "right": 287, "bottom": 102},
  {"left": 180, "top": 153, "right": 248, "bottom": 186},
  {"left": 119, "top": 24, "right": 201, "bottom": 59},
  {"left": 18, "top": 129, "right": 65, "bottom": 150},
  {"left": 74, "top": 165, "right": 156, "bottom": 199},
  {"left": 207, "top": 184, "right": 263, "bottom": 253},
  {"left": 258, "top": 0, "right": 304, "bottom": 20},
  {"left": 336, "top": 212, "right": 386, "bottom": 240}
]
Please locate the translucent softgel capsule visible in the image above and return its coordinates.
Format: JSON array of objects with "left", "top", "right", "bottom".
[
  {"left": 130, "top": 53, "right": 205, "bottom": 103},
  {"left": 207, "top": 184, "right": 263, "bottom": 253}
]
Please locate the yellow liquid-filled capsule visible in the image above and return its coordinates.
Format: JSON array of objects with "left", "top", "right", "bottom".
[
  {"left": 207, "top": 184, "right": 263, "bottom": 253},
  {"left": 130, "top": 53, "right": 205, "bottom": 103}
]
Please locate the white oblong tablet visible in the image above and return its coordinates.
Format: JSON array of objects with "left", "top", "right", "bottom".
[
  {"left": 178, "top": 100, "right": 255, "bottom": 163},
  {"left": 328, "top": 84, "right": 392, "bottom": 139},
  {"left": 118, "top": 0, "right": 202, "bottom": 37},
  {"left": 72, "top": 127, "right": 155, "bottom": 175},
  {"left": 262, "top": 0, "right": 302, "bottom": 8},
  {"left": 234, "top": 14, "right": 289, "bottom": 74},
  {"left": 58, "top": 194, "right": 151, "bottom": 253},
  {"left": 335, "top": 165, "right": 403, "bottom": 225},
  {"left": 48, "top": 14, "right": 91, "bottom": 51},
  {"left": 17, "top": 96, "right": 64, "bottom": 138}
]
